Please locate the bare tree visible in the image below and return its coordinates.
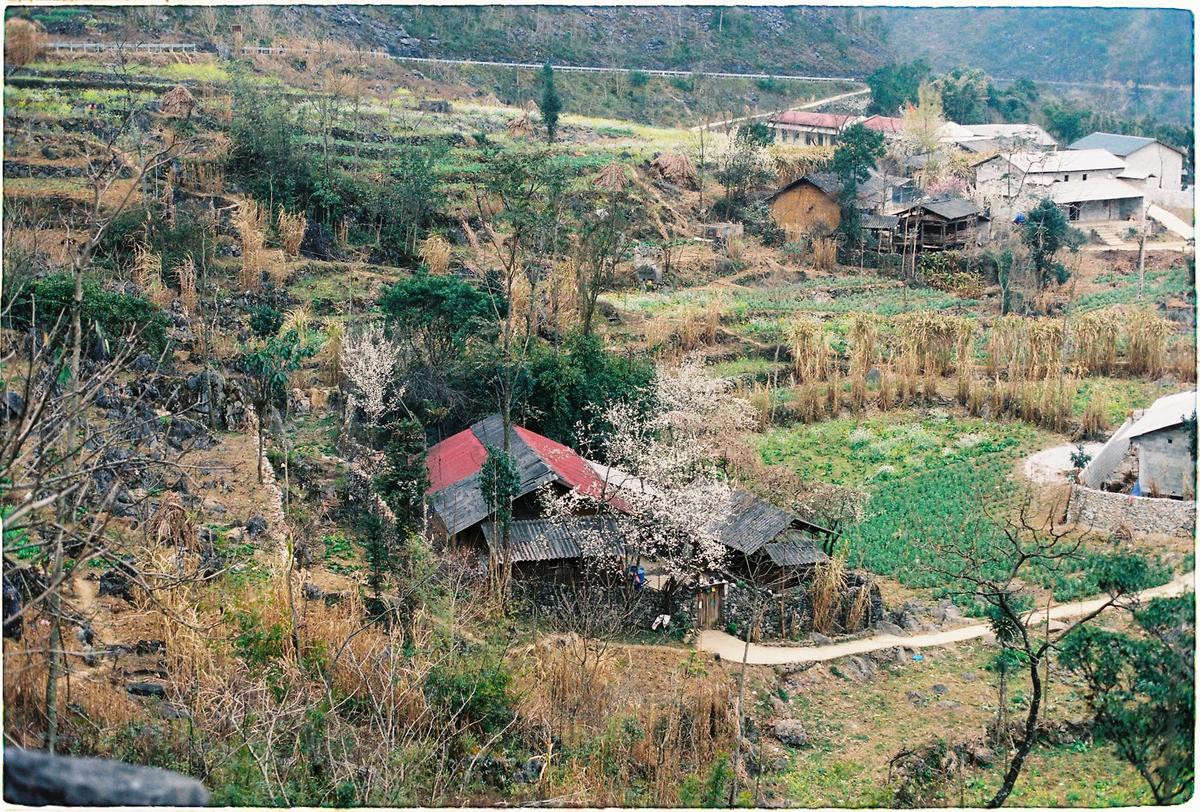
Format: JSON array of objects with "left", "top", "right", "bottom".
[{"left": 930, "top": 487, "right": 1163, "bottom": 807}]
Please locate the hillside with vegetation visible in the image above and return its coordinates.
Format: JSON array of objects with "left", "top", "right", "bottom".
[
  {"left": 882, "top": 7, "right": 1193, "bottom": 88},
  {"left": 2, "top": 9, "right": 1195, "bottom": 810}
]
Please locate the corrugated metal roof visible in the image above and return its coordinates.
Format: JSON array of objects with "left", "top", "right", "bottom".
[
  {"left": 963, "top": 123, "right": 1057, "bottom": 147},
  {"left": 515, "top": 426, "right": 620, "bottom": 505},
  {"left": 1068, "top": 132, "right": 1159, "bottom": 157},
  {"left": 427, "top": 414, "right": 630, "bottom": 536},
  {"left": 707, "top": 490, "right": 796, "bottom": 555},
  {"left": 482, "top": 516, "right": 627, "bottom": 563},
  {"left": 860, "top": 114, "right": 903, "bottom": 134},
  {"left": 1049, "top": 178, "right": 1144, "bottom": 203},
  {"left": 427, "top": 428, "right": 488, "bottom": 493},
  {"left": 1127, "top": 390, "right": 1197, "bottom": 440},
  {"left": 769, "top": 111, "right": 855, "bottom": 130},
  {"left": 862, "top": 213, "right": 899, "bottom": 230},
  {"left": 1004, "top": 149, "right": 1125, "bottom": 174},
  {"left": 899, "top": 198, "right": 982, "bottom": 220},
  {"left": 764, "top": 530, "right": 828, "bottom": 566}
]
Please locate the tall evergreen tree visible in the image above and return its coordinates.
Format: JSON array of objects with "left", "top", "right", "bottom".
[{"left": 540, "top": 62, "right": 561, "bottom": 143}]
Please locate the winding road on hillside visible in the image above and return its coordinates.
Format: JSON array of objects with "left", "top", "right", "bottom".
[
  {"left": 690, "top": 87, "right": 871, "bottom": 132},
  {"left": 697, "top": 571, "right": 1194, "bottom": 665}
]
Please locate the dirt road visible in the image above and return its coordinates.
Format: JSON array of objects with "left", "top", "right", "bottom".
[
  {"left": 691, "top": 87, "right": 870, "bottom": 132},
  {"left": 697, "top": 571, "right": 1194, "bottom": 665}
]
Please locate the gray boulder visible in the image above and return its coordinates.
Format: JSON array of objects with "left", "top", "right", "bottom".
[
  {"left": 773, "top": 719, "right": 809, "bottom": 747},
  {"left": 4, "top": 747, "right": 210, "bottom": 806}
]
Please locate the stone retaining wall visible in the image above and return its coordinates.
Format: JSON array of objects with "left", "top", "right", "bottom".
[{"left": 1068, "top": 484, "right": 1196, "bottom": 538}]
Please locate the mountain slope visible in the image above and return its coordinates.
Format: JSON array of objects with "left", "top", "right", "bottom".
[{"left": 880, "top": 7, "right": 1193, "bottom": 88}]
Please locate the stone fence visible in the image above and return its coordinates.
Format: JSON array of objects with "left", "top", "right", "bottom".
[{"left": 1067, "top": 483, "right": 1196, "bottom": 538}]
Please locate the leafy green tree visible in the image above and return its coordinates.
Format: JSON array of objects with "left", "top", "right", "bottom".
[
  {"left": 736, "top": 120, "right": 773, "bottom": 147},
  {"left": 864, "top": 59, "right": 930, "bottom": 115},
  {"left": 986, "top": 77, "right": 1040, "bottom": 122},
  {"left": 372, "top": 145, "right": 443, "bottom": 261},
  {"left": 931, "top": 68, "right": 990, "bottom": 124},
  {"left": 479, "top": 446, "right": 520, "bottom": 590},
  {"left": 713, "top": 126, "right": 773, "bottom": 219},
  {"left": 519, "top": 332, "right": 655, "bottom": 448},
  {"left": 368, "top": 419, "right": 431, "bottom": 632},
  {"left": 1059, "top": 595, "right": 1194, "bottom": 804},
  {"left": 540, "top": 62, "right": 561, "bottom": 143},
  {"left": 380, "top": 272, "right": 503, "bottom": 366},
  {"left": 1021, "top": 198, "right": 1070, "bottom": 288},
  {"left": 242, "top": 330, "right": 318, "bottom": 482},
  {"left": 4, "top": 274, "right": 169, "bottom": 354},
  {"left": 829, "top": 123, "right": 885, "bottom": 248},
  {"left": 374, "top": 419, "right": 430, "bottom": 535},
  {"left": 227, "top": 77, "right": 315, "bottom": 214}
]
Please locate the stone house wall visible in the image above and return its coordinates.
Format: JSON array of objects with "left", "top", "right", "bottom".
[
  {"left": 1067, "top": 484, "right": 1196, "bottom": 538},
  {"left": 1132, "top": 425, "right": 1195, "bottom": 498}
]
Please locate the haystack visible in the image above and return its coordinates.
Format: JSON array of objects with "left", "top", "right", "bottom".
[
  {"left": 593, "top": 162, "right": 629, "bottom": 192},
  {"left": 649, "top": 152, "right": 698, "bottom": 189},
  {"left": 507, "top": 112, "right": 534, "bottom": 138},
  {"left": 161, "top": 84, "right": 197, "bottom": 118}
]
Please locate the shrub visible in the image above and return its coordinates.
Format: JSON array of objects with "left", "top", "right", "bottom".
[
  {"left": 629, "top": 70, "right": 649, "bottom": 88},
  {"left": 248, "top": 304, "right": 283, "bottom": 338},
  {"left": 3, "top": 274, "right": 169, "bottom": 353},
  {"left": 380, "top": 272, "right": 502, "bottom": 353},
  {"left": 424, "top": 658, "right": 513, "bottom": 735}
]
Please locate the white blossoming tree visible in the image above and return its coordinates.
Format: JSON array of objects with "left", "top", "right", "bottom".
[
  {"left": 540, "top": 355, "right": 754, "bottom": 586},
  {"left": 341, "top": 323, "right": 403, "bottom": 427}
]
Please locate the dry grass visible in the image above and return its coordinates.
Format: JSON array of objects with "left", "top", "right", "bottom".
[
  {"left": 420, "top": 234, "right": 452, "bottom": 275},
  {"left": 176, "top": 254, "right": 197, "bottom": 317},
  {"left": 319, "top": 320, "right": 345, "bottom": 387},
  {"left": 1170, "top": 336, "right": 1196, "bottom": 383},
  {"left": 789, "top": 317, "right": 831, "bottom": 383},
  {"left": 1079, "top": 393, "right": 1110, "bottom": 440},
  {"left": 1125, "top": 308, "right": 1173, "bottom": 377},
  {"left": 809, "top": 556, "right": 848, "bottom": 635},
  {"left": 277, "top": 210, "right": 307, "bottom": 257},
  {"left": 1069, "top": 310, "right": 1119, "bottom": 377},
  {"left": 160, "top": 84, "right": 197, "bottom": 118},
  {"left": 280, "top": 305, "right": 312, "bottom": 337},
  {"left": 648, "top": 152, "right": 698, "bottom": 188},
  {"left": 810, "top": 237, "right": 837, "bottom": 272},
  {"left": 234, "top": 199, "right": 267, "bottom": 291}
]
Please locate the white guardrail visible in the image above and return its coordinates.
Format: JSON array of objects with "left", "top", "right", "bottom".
[{"left": 47, "top": 41, "right": 861, "bottom": 84}]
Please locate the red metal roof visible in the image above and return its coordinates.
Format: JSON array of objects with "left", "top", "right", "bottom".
[
  {"left": 861, "top": 114, "right": 904, "bottom": 133},
  {"left": 426, "top": 427, "right": 488, "bottom": 493},
  {"left": 426, "top": 417, "right": 629, "bottom": 511},
  {"left": 769, "top": 111, "right": 855, "bottom": 130},
  {"left": 514, "top": 426, "right": 614, "bottom": 503}
]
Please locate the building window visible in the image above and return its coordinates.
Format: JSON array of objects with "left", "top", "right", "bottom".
[
  {"left": 1064, "top": 174, "right": 1070, "bottom": 182},
  {"left": 1082, "top": 173, "right": 1088, "bottom": 180}
]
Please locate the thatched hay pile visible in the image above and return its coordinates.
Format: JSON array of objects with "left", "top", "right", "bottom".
[
  {"left": 507, "top": 111, "right": 534, "bottom": 138},
  {"left": 593, "top": 162, "right": 629, "bottom": 192},
  {"left": 649, "top": 152, "right": 698, "bottom": 188},
  {"left": 160, "top": 84, "right": 197, "bottom": 118}
]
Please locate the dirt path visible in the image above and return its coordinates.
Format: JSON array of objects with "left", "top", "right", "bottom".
[
  {"left": 691, "top": 87, "right": 870, "bottom": 131},
  {"left": 697, "top": 571, "right": 1194, "bottom": 665},
  {"left": 1023, "top": 442, "right": 1101, "bottom": 485}
]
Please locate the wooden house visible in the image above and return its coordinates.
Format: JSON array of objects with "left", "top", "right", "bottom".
[
  {"left": 895, "top": 198, "right": 987, "bottom": 252},
  {"left": 425, "top": 414, "right": 629, "bottom": 578}
]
